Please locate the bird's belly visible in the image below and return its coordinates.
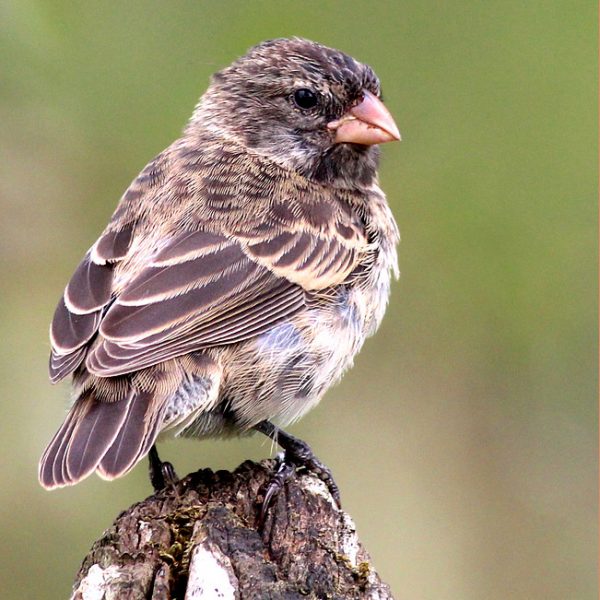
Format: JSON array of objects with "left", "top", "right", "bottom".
[
  {"left": 218, "top": 282, "right": 389, "bottom": 428},
  {"left": 173, "top": 256, "right": 394, "bottom": 441}
]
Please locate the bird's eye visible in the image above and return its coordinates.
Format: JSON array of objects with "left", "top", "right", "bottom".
[{"left": 293, "top": 88, "right": 318, "bottom": 110}]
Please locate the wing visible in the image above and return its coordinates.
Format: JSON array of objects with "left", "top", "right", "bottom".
[
  {"left": 49, "top": 143, "right": 369, "bottom": 381},
  {"left": 84, "top": 225, "right": 363, "bottom": 377},
  {"left": 48, "top": 150, "right": 169, "bottom": 383},
  {"left": 49, "top": 222, "right": 135, "bottom": 382}
]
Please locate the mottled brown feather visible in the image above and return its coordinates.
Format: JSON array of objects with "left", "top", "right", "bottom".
[
  {"left": 244, "top": 230, "right": 360, "bottom": 290},
  {"left": 93, "top": 222, "right": 135, "bottom": 263},
  {"left": 97, "top": 390, "right": 158, "bottom": 479},
  {"left": 49, "top": 223, "right": 136, "bottom": 382},
  {"left": 64, "top": 255, "right": 113, "bottom": 313},
  {"left": 64, "top": 394, "right": 133, "bottom": 484},
  {"left": 48, "top": 138, "right": 369, "bottom": 385},
  {"left": 39, "top": 400, "right": 83, "bottom": 488}
]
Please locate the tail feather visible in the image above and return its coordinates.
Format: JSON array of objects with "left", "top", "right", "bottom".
[
  {"left": 64, "top": 394, "right": 133, "bottom": 484},
  {"left": 139, "top": 402, "right": 167, "bottom": 458},
  {"left": 39, "top": 401, "right": 84, "bottom": 488},
  {"left": 39, "top": 392, "right": 132, "bottom": 489},
  {"left": 53, "top": 402, "right": 85, "bottom": 487},
  {"left": 39, "top": 386, "right": 168, "bottom": 489},
  {"left": 97, "top": 391, "right": 164, "bottom": 480}
]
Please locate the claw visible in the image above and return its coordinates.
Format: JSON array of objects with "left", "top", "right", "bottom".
[
  {"left": 254, "top": 421, "right": 342, "bottom": 522},
  {"left": 260, "top": 455, "right": 296, "bottom": 526}
]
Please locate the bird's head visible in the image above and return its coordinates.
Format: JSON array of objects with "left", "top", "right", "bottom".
[{"left": 190, "top": 38, "right": 400, "bottom": 188}]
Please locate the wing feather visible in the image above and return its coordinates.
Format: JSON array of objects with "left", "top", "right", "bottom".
[
  {"left": 49, "top": 223, "right": 135, "bottom": 382},
  {"left": 245, "top": 230, "right": 360, "bottom": 290},
  {"left": 79, "top": 223, "right": 363, "bottom": 377},
  {"left": 92, "top": 223, "right": 135, "bottom": 263},
  {"left": 50, "top": 296, "right": 102, "bottom": 354},
  {"left": 64, "top": 255, "right": 113, "bottom": 313},
  {"left": 118, "top": 243, "right": 247, "bottom": 305},
  {"left": 99, "top": 259, "right": 264, "bottom": 341},
  {"left": 89, "top": 284, "right": 304, "bottom": 374},
  {"left": 85, "top": 235, "right": 305, "bottom": 377}
]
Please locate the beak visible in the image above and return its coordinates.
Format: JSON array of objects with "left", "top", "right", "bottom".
[{"left": 328, "top": 90, "right": 401, "bottom": 146}]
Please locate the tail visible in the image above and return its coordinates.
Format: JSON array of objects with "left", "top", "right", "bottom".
[{"left": 39, "top": 388, "right": 166, "bottom": 489}]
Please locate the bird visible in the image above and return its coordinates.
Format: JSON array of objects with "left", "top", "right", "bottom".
[{"left": 38, "top": 37, "right": 400, "bottom": 507}]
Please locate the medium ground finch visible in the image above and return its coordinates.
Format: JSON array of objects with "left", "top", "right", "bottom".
[{"left": 39, "top": 38, "right": 400, "bottom": 505}]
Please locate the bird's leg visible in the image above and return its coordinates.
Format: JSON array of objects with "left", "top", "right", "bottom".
[
  {"left": 254, "top": 420, "right": 341, "bottom": 522},
  {"left": 148, "top": 445, "right": 178, "bottom": 492}
]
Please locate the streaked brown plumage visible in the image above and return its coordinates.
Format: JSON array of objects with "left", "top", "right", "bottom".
[{"left": 39, "top": 38, "right": 400, "bottom": 492}]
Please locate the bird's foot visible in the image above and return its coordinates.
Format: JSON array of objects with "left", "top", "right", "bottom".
[
  {"left": 255, "top": 420, "right": 341, "bottom": 524},
  {"left": 148, "top": 445, "right": 179, "bottom": 492},
  {"left": 280, "top": 434, "right": 341, "bottom": 507}
]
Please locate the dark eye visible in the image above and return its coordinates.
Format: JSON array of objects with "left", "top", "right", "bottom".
[{"left": 293, "top": 88, "right": 318, "bottom": 110}]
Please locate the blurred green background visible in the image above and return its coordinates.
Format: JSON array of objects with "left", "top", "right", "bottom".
[{"left": 0, "top": 2, "right": 596, "bottom": 598}]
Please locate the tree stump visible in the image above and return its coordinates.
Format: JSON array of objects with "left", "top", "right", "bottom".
[{"left": 71, "top": 459, "right": 394, "bottom": 599}]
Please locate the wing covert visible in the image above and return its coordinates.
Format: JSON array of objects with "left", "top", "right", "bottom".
[{"left": 85, "top": 230, "right": 307, "bottom": 377}]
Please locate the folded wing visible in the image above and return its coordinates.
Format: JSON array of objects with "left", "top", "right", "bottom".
[{"left": 50, "top": 213, "right": 365, "bottom": 380}]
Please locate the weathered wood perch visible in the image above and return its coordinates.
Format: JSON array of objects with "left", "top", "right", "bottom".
[{"left": 72, "top": 459, "right": 394, "bottom": 599}]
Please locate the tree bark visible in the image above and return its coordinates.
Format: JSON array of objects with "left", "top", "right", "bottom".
[{"left": 71, "top": 459, "right": 394, "bottom": 599}]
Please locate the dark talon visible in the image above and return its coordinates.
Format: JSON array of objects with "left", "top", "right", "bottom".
[
  {"left": 148, "top": 445, "right": 179, "bottom": 491},
  {"left": 254, "top": 420, "right": 341, "bottom": 518},
  {"left": 260, "top": 454, "right": 296, "bottom": 526}
]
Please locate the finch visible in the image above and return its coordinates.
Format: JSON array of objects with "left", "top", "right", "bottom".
[{"left": 39, "top": 38, "right": 400, "bottom": 502}]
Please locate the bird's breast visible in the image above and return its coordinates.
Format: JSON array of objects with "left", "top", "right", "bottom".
[{"left": 226, "top": 249, "right": 396, "bottom": 427}]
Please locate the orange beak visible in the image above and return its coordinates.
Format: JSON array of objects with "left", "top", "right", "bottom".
[{"left": 328, "top": 90, "right": 401, "bottom": 146}]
